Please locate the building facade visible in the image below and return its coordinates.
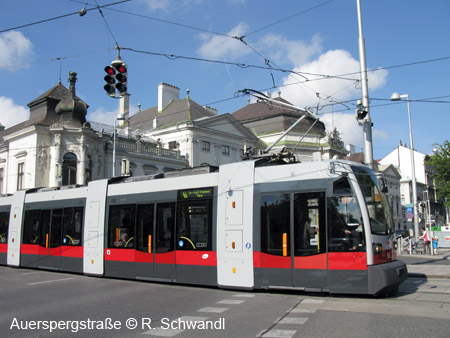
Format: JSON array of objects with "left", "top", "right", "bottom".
[
  {"left": 0, "top": 73, "right": 187, "bottom": 194},
  {"left": 127, "top": 83, "right": 261, "bottom": 168},
  {"left": 380, "top": 143, "right": 446, "bottom": 231},
  {"left": 232, "top": 93, "right": 348, "bottom": 161}
]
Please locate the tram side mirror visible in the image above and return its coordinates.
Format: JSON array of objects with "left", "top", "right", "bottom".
[{"left": 378, "top": 177, "right": 388, "bottom": 193}]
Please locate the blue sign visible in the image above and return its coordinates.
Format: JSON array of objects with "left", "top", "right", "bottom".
[
  {"left": 245, "top": 242, "right": 251, "bottom": 249},
  {"left": 406, "top": 206, "right": 413, "bottom": 214}
]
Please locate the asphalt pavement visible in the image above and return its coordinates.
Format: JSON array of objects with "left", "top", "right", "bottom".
[{"left": 398, "top": 247, "right": 450, "bottom": 279}]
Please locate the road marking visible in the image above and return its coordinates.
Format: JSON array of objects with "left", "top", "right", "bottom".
[
  {"left": 260, "top": 329, "right": 297, "bottom": 338},
  {"left": 278, "top": 317, "right": 309, "bottom": 325},
  {"left": 197, "top": 307, "right": 229, "bottom": 313},
  {"left": 301, "top": 299, "right": 324, "bottom": 304},
  {"left": 291, "top": 308, "right": 317, "bottom": 313},
  {"left": 217, "top": 299, "right": 245, "bottom": 305},
  {"left": 233, "top": 293, "right": 255, "bottom": 297},
  {"left": 143, "top": 328, "right": 183, "bottom": 337},
  {"left": 21, "top": 271, "right": 46, "bottom": 275},
  {"left": 27, "top": 277, "right": 74, "bottom": 285}
]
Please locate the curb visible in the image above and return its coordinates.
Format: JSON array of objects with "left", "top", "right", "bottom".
[{"left": 408, "top": 273, "right": 450, "bottom": 279}]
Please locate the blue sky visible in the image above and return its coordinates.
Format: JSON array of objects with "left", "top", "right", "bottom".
[{"left": 1, "top": 0, "right": 449, "bottom": 160}]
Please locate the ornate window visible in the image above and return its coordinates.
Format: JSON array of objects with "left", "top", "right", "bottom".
[{"left": 62, "top": 153, "right": 77, "bottom": 185}]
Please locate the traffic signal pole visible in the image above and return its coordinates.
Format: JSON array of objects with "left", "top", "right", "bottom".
[{"left": 356, "top": 0, "right": 373, "bottom": 169}]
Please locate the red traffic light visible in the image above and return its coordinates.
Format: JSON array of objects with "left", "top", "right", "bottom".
[
  {"left": 104, "top": 66, "right": 116, "bottom": 75},
  {"left": 114, "top": 64, "right": 127, "bottom": 73}
]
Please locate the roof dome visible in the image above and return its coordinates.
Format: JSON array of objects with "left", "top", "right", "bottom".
[{"left": 55, "top": 71, "right": 87, "bottom": 125}]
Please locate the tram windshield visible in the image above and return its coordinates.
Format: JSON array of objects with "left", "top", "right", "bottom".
[{"left": 352, "top": 166, "right": 392, "bottom": 235}]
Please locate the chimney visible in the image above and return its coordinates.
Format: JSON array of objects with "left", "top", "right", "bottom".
[{"left": 158, "top": 83, "right": 180, "bottom": 112}]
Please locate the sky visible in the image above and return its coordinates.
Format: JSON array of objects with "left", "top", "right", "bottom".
[{"left": 0, "top": 0, "right": 449, "bottom": 160}]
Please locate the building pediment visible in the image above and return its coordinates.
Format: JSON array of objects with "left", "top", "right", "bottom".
[{"left": 193, "top": 113, "right": 259, "bottom": 142}]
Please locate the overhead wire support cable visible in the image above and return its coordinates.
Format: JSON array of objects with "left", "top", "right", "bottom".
[
  {"left": 0, "top": 0, "right": 131, "bottom": 34},
  {"left": 243, "top": 0, "right": 336, "bottom": 38},
  {"left": 100, "top": 5, "right": 234, "bottom": 38},
  {"left": 94, "top": 0, "right": 120, "bottom": 48}
]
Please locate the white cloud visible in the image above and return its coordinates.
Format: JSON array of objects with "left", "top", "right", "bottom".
[
  {"left": 278, "top": 49, "right": 388, "bottom": 109},
  {"left": 0, "top": 31, "right": 33, "bottom": 69},
  {"left": 88, "top": 105, "right": 139, "bottom": 125},
  {"left": 321, "top": 112, "right": 362, "bottom": 148},
  {"left": 275, "top": 49, "right": 388, "bottom": 150},
  {"left": 255, "top": 33, "right": 322, "bottom": 66},
  {"left": 197, "top": 22, "right": 250, "bottom": 60},
  {"left": 0, "top": 97, "right": 29, "bottom": 128}
]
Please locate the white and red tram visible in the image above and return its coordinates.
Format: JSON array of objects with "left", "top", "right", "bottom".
[{"left": 0, "top": 159, "right": 407, "bottom": 295}]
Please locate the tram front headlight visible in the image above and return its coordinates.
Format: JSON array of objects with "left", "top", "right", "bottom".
[
  {"left": 374, "top": 243, "right": 383, "bottom": 254},
  {"left": 393, "top": 241, "right": 398, "bottom": 250}
]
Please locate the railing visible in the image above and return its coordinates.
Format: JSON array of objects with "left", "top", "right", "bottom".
[{"left": 116, "top": 139, "right": 184, "bottom": 160}]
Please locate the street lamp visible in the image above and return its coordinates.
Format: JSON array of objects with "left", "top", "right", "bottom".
[
  {"left": 112, "top": 113, "right": 125, "bottom": 177},
  {"left": 390, "top": 93, "right": 419, "bottom": 239}
]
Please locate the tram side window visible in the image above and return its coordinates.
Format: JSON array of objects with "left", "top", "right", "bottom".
[
  {"left": 261, "top": 194, "right": 290, "bottom": 256},
  {"left": 0, "top": 212, "right": 9, "bottom": 243},
  {"left": 327, "top": 196, "right": 365, "bottom": 252},
  {"left": 108, "top": 204, "right": 135, "bottom": 248},
  {"left": 177, "top": 200, "right": 212, "bottom": 251},
  {"left": 136, "top": 204, "right": 154, "bottom": 253},
  {"left": 23, "top": 210, "right": 41, "bottom": 244},
  {"left": 293, "top": 193, "right": 325, "bottom": 256},
  {"left": 38, "top": 210, "right": 51, "bottom": 248},
  {"left": 62, "top": 207, "right": 83, "bottom": 246}
]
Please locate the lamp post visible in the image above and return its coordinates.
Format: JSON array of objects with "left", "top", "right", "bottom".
[
  {"left": 390, "top": 93, "right": 419, "bottom": 238},
  {"left": 112, "top": 113, "right": 125, "bottom": 177}
]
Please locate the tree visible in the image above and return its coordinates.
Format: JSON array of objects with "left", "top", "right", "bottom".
[{"left": 426, "top": 140, "right": 450, "bottom": 207}]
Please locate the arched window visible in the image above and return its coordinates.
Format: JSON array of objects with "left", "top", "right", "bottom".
[
  {"left": 62, "top": 153, "right": 77, "bottom": 185},
  {"left": 86, "top": 155, "right": 92, "bottom": 184}
]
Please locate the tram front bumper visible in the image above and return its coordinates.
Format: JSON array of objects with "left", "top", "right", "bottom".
[{"left": 367, "top": 260, "right": 408, "bottom": 296}]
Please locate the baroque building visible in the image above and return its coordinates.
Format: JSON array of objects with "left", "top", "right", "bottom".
[
  {"left": 127, "top": 83, "right": 261, "bottom": 167},
  {"left": 232, "top": 93, "right": 347, "bottom": 161},
  {"left": 0, "top": 73, "right": 187, "bottom": 194}
]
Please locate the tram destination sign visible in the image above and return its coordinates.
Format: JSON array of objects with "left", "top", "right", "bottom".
[{"left": 178, "top": 187, "right": 213, "bottom": 200}]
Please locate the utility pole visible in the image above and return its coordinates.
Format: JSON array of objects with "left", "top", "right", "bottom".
[{"left": 356, "top": 0, "right": 373, "bottom": 169}]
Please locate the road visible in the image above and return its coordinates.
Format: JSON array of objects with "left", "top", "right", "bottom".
[{"left": 1, "top": 266, "right": 449, "bottom": 338}]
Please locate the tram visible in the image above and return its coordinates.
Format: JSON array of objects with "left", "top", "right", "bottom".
[{"left": 0, "top": 158, "right": 407, "bottom": 295}]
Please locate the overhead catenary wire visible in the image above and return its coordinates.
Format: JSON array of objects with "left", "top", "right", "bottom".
[{"left": 0, "top": 0, "right": 131, "bottom": 34}]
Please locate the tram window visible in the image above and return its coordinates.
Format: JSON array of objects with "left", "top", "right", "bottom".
[
  {"left": 177, "top": 200, "right": 212, "bottom": 251},
  {"left": 39, "top": 210, "right": 51, "bottom": 248},
  {"left": 333, "top": 177, "right": 352, "bottom": 195},
  {"left": 0, "top": 212, "right": 9, "bottom": 243},
  {"left": 293, "top": 193, "right": 325, "bottom": 256},
  {"left": 62, "top": 207, "right": 83, "bottom": 246},
  {"left": 327, "top": 196, "right": 365, "bottom": 252},
  {"left": 50, "top": 209, "right": 63, "bottom": 248},
  {"left": 108, "top": 204, "right": 135, "bottom": 249},
  {"left": 261, "top": 194, "right": 290, "bottom": 256},
  {"left": 23, "top": 210, "right": 41, "bottom": 244},
  {"left": 136, "top": 204, "right": 154, "bottom": 253},
  {"left": 157, "top": 203, "right": 175, "bottom": 253}
]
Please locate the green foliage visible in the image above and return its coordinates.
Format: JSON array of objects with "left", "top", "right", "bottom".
[{"left": 426, "top": 140, "right": 450, "bottom": 206}]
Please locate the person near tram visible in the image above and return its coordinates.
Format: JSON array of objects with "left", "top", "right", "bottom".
[{"left": 419, "top": 227, "right": 431, "bottom": 254}]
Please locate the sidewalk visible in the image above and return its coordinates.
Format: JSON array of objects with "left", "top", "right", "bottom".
[{"left": 398, "top": 248, "right": 450, "bottom": 279}]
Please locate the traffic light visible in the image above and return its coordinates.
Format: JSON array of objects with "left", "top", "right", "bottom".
[
  {"left": 104, "top": 66, "right": 116, "bottom": 96},
  {"left": 355, "top": 99, "right": 368, "bottom": 120},
  {"left": 113, "top": 60, "right": 127, "bottom": 94}
]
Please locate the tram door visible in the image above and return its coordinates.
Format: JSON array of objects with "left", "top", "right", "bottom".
[
  {"left": 260, "top": 192, "right": 326, "bottom": 289},
  {"left": 39, "top": 209, "right": 63, "bottom": 269},
  {"left": 154, "top": 203, "right": 176, "bottom": 280},
  {"left": 292, "top": 192, "right": 326, "bottom": 289}
]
